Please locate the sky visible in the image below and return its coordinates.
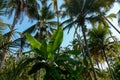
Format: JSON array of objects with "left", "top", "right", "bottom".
[
  {"left": 108, "top": 2, "right": 120, "bottom": 40},
  {"left": 0, "top": 1, "right": 120, "bottom": 48}
]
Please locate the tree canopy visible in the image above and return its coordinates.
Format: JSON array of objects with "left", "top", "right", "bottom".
[{"left": 0, "top": 0, "right": 120, "bottom": 80}]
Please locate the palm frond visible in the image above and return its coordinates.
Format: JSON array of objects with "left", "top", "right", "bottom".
[
  {"left": 0, "top": 19, "right": 11, "bottom": 27},
  {"left": 40, "top": 3, "right": 55, "bottom": 20},
  {"left": 63, "top": 19, "right": 77, "bottom": 31},
  {"left": 22, "top": 23, "right": 38, "bottom": 35}
]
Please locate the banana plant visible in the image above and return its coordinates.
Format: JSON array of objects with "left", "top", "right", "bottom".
[
  {"left": 15, "top": 27, "right": 84, "bottom": 80},
  {"left": 25, "top": 27, "right": 63, "bottom": 79},
  {"left": 26, "top": 27, "right": 63, "bottom": 60}
]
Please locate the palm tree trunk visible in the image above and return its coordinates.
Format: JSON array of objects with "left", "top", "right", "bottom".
[
  {"left": 52, "top": 0, "right": 59, "bottom": 26},
  {"left": 100, "top": 12, "right": 120, "bottom": 34},
  {"left": 102, "top": 49, "right": 115, "bottom": 80},
  {"left": 3, "top": 8, "right": 18, "bottom": 62},
  {"left": 81, "top": 25, "right": 98, "bottom": 80},
  {"left": 0, "top": 7, "right": 19, "bottom": 74},
  {"left": 89, "top": 71, "right": 93, "bottom": 80}
]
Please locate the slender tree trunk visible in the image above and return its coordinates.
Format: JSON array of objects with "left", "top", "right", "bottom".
[
  {"left": 100, "top": 12, "right": 120, "bottom": 34},
  {"left": 0, "top": 8, "right": 19, "bottom": 76},
  {"left": 89, "top": 71, "right": 93, "bottom": 80},
  {"left": 2, "top": 8, "right": 18, "bottom": 63},
  {"left": 81, "top": 25, "right": 98, "bottom": 80},
  {"left": 52, "top": 0, "right": 59, "bottom": 26},
  {"left": 102, "top": 49, "right": 115, "bottom": 80}
]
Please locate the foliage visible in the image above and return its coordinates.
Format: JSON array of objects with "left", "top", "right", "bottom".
[{"left": 0, "top": 0, "right": 120, "bottom": 80}]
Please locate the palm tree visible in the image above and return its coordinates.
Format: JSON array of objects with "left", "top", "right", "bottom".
[
  {"left": 88, "top": 24, "right": 120, "bottom": 80},
  {"left": 0, "top": 0, "right": 41, "bottom": 62},
  {"left": 0, "top": 1, "right": 12, "bottom": 67},
  {"left": 60, "top": 0, "right": 116, "bottom": 79},
  {"left": 5, "top": 0, "right": 40, "bottom": 42},
  {"left": 13, "top": 2, "right": 56, "bottom": 53}
]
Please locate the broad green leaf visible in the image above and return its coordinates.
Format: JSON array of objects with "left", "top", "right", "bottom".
[
  {"left": 47, "top": 30, "right": 58, "bottom": 53},
  {"left": 53, "top": 27, "right": 63, "bottom": 51},
  {"left": 40, "top": 40, "right": 48, "bottom": 57},
  {"left": 26, "top": 33, "right": 41, "bottom": 50},
  {"left": 48, "top": 53, "right": 54, "bottom": 61},
  {"left": 47, "top": 27, "right": 63, "bottom": 53},
  {"left": 26, "top": 33, "right": 48, "bottom": 57},
  {"left": 47, "top": 27, "right": 63, "bottom": 60}
]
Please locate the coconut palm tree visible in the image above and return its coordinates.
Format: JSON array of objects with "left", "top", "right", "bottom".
[
  {"left": 11, "top": 2, "right": 57, "bottom": 55},
  {"left": 60, "top": 0, "right": 116, "bottom": 79},
  {"left": 0, "top": 0, "right": 41, "bottom": 62},
  {"left": 0, "top": 1, "right": 12, "bottom": 67},
  {"left": 4, "top": 0, "right": 40, "bottom": 42},
  {"left": 88, "top": 24, "right": 120, "bottom": 80}
]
